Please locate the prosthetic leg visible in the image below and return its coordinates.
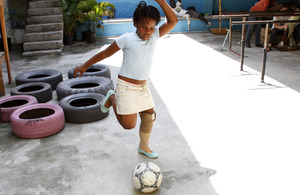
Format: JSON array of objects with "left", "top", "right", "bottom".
[{"left": 138, "top": 112, "right": 158, "bottom": 159}]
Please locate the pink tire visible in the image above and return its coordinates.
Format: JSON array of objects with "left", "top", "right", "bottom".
[
  {"left": 0, "top": 95, "right": 38, "bottom": 122},
  {"left": 10, "top": 103, "right": 65, "bottom": 139}
]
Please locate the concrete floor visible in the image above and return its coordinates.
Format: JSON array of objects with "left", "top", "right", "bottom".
[{"left": 0, "top": 31, "right": 300, "bottom": 195}]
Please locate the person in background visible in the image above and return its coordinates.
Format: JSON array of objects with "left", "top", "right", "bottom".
[
  {"left": 267, "top": 6, "right": 290, "bottom": 50},
  {"left": 287, "top": 4, "right": 300, "bottom": 46},
  {"left": 246, "top": 0, "right": 280, "bottom": 48},
  {"left": 170, "top": 0, "right": 212, "bottom": 28}
]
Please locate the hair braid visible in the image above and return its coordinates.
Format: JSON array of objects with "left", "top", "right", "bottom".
[{"left": 133, "top": 1, "right": 161, "bottom": 25}]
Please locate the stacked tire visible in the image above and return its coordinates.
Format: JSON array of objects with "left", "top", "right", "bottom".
[
  {"left": 10, "top": 82, "right": 53, "bottom": 103},
  {"left": 0, "top": 95, "right": 65, "bottom": 138},
  {"left": 10, "top": 103, "right": 65, "bottom": 139},
  {"left": 15, "top": 69, "right": 63, "bottom": 90},
  {"left": 56, "top": 76, "right": 113, "bottom": 100},
  {"left": 59, "top": 93, "right": 108, "bottom": 123},
  {"left": 0, "top": 95, "right": 38, "bottom": 122},
  {"left": 68, "top": 64, "right": 111, "bottom": 79},
  {"left": 8, "top": 64, "right": 113, "bottom": 128}
]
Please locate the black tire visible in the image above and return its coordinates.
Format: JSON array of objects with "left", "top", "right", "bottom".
[
  {"left": 10, "top": 82, "right": 53, "bottom": 103},
  {"left": 56, "top": 76, "right": 114, "bottom": 100},
  {"left": 10, "top": 103, "right": 65, "bottom": 139},
  {"left": 59, "top": 93, "right": 108, "bottom": 123},
  {"left": 68, "top": 64, "right": 111, "bottom": 79},
  {"left": 15, "top": 69, "right": 63, "bottom": 90}
]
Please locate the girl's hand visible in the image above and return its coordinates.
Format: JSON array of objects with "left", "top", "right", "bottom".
[{"left": 73, "top": 64, "right": 87, "bottom": 78}]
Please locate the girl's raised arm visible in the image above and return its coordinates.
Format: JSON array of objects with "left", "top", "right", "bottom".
[{"left": 154, "top": 0, "right": 178, "bottom": 37}]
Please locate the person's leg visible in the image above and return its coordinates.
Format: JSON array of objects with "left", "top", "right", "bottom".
[
  {"left": 104, "top": 93, "right": 137, "bottom": 129},
  {"left": 280, "top": 29, "right": 288, "bottom": 46},
  {"left": 138, "top": 108, "right": 158, "bottom": 159},
  {"left": 198, "top": 13, "right": 213, "bottom": 27},
  {"left": 197, "top": 13, "right": 208, "bottom": 24},
  {"left": 255, "top": 17, "right": 263, "bottom": 47},
  {"left": 246, "top": 16, "right": 255, "bottom": 47},
  {"left": 139, "top": 108, "right": 155, "bottom": 152},
  {"left": 183, "top": 14, "right": 191, "bottom": 30},
  {"left": 187, "top": 10, "right": 212, "bottom": 27},
  {"left": 268, "top": 28, "right": 280, "bottom": 46},
  {"left": 292, "top": 27, "right": 299, "bottom": 45},
  {"left": 294, "top": 24, "right": 300, "bottom": 46}
]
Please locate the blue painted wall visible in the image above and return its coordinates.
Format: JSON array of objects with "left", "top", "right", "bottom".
[
  {"left": 99, "top": 0, "right": 213, "bottom": 18},
  {"left": 103, "top": 0, "right": 300, "bottom": 18},
  {"left": 100, "top": 0, "right": 164, "bottom": 18},
  {"left": 77, "top": 0, "right": 300, "bottom": 38},
  {"left": 212, "top": 0, "right": 257, "bottom": 14}
]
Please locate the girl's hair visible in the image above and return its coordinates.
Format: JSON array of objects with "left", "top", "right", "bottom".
[{"left": 133, "top": 1, "right": 161, "bottom": 25}]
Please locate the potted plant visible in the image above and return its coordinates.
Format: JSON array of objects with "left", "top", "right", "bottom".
[
  {"left": 77, "top": 0, "right": 97, "bottom": 41},
  {"left": 60, "top": 0, "right": 81, "bottom": 45},
  {"left": 77, "top": 0, "right": 115, "bottom": 43}
]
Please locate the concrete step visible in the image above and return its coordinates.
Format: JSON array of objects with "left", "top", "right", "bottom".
[
  {"left": 22, "top": 48, "right": 63, "bottom": 57},
  {"left": 24, "top": 0, "right": 63, "bottom": 56},
  {"left": 29, "top": 0, "right": 61, "bottom": 9},
  {"left": 25, "top": 23, "right": 63, "bottom": 33},
  {"left": 25, "top": 31, "right": 63, "bottom": 42},
  {"left": 27, "top": 15, "right": 63, "bottom": 24},
  {"left": 23, "top": 40, "right": 63, "bottom": 51},
  {"left": 28, "top": 7, "right": 63, "bottom": 16}
]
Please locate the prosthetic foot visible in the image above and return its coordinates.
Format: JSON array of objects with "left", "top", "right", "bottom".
[{"left": 138, "top": 112, "right": 158, "bottom": 159}]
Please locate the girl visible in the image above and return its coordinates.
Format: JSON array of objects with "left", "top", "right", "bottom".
[{"left": 73, "top": 0, "right": 178, "bottom": 159}]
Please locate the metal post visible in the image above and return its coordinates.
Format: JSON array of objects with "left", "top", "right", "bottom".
[
  {"left": 229, "top": 17, "right": 232, "bottom": 50},
  {"left": 261, "top": 23, "right": 270, "bottom": 82},
  {"left": 221, "top": 29, "right": 230, "bottom": 51},
  {"left": 240, "top": 17, "right": 246, "bottom": 71}
]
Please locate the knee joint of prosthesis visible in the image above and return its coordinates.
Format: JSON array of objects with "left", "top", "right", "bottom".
[{"left": 139, "top": 112, "right": 156, "bottom": 133}]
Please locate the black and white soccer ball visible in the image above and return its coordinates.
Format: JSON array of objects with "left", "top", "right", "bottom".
[{"left": 132, "top": 162, "right": 163, "bottom": 193}]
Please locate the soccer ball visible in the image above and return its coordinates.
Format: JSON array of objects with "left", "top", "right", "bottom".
[{"left": 132, "top": 162, "right": 163, "bottom": 193}]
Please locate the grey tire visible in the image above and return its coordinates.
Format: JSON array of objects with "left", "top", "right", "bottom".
[
  {"left": 10, "top": 82, "right": 52, "bottom": 103},
  {"left": 56, "top": 76, "right": 114, "bottom": 100},
  {"left": 68, "top": 64, "right": 111, "bottom": 79},
  {"left": 59, "top": 93, "right": 108, "bottom": 123},
  {"left": 15, "top": 69, "right": 63, "bottom": 90}
]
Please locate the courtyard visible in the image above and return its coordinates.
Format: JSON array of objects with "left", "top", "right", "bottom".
[{"left": 1, "top": 31, "right": 300, "bottom": 195}]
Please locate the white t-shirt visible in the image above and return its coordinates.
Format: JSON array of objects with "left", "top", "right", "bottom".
[
  {"left": 173, "top": 1, "right": 188, "bottom": 17},
  {"left": 116, "top": 27, "right": 160, "bottom": 80}
]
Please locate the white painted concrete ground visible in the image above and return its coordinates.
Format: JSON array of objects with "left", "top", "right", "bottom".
[
  {"left": 99, "top": 32, "right": 300, "bottom": 195},
  {"left": 151, "top": 33, "right": 300, "bottom": 195}
]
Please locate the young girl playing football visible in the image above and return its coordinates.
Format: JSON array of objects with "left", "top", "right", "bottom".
[{"left": 73, "top": 0, "right": 178, "bottom": 159}]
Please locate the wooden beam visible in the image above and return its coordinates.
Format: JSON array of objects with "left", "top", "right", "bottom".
[
  {"left": 0, "top": 52, "right": 4, "bottom": 96},
  {"left": 0, "top": 4, "right": 12, "bottom": 84}
]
